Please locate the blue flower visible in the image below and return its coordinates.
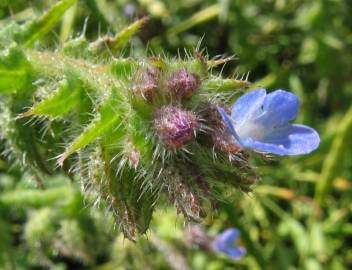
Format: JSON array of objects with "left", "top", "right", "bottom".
[
  {"left": 217, "top": 88, "right": 320, "bottom": 156},
  {"left": 212, "top": 228, "right": 246, "bottom": 259}
]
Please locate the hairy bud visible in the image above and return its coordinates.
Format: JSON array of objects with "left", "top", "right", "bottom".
[
  {"left": 211, "top": 130, "right": 242, "bottom": 154},
  {"left": 205, "top": 106, "right": 241, "bottom": 154},
  {"left": 123, "top": 142, "right": 141, "bottom": 169},
  {"left": 132, "top": 66, "right": 160, "bottom": 101},
  {"left": 167, "top": 69, "right": 201, "bottom": 99},
  {"left": 166, "top": 174, "right": 204, "bottom": 222},
  {"left": 153, "top": 106, "right": 198, "bottom": 149},
  {"left": 184, "top": 225, "right": 212, "bottom": 250}
]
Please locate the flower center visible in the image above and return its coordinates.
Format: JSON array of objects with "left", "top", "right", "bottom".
[{"left": 236, "top": 121, "right": 268, "bottom": 141}]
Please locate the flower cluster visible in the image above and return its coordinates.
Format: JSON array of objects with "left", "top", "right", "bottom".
[{"left": 0, "top": 0, "right": 323, "bottom": 241}]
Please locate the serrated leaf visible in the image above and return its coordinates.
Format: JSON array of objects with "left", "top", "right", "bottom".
[
  {"left": 22, "top": 72, "right": 83, "bottom": 118},
  {"left": 0, "top": 101, "right": 51, "bottom": 181},
  {"left": 58, "top": 93, "right": 127, "bottom": 164}
]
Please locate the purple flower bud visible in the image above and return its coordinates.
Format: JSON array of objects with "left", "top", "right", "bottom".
[
  {"left": 132, "top": 66, "right": 160, "bottom": 101},
  {"left": 167, "top": 69, "right": 201, "bottom": 99},
  {"left": 153, "top": 106, "right": 198, "bottom": 149}
]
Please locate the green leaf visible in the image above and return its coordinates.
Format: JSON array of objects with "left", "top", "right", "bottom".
[
  {"left": 89, "top": 17, "right": 149, "bottom": 56},
  {"left": 62, "top": 36, "right": 90, "bottom": 58},
  {"left": 118, "top": 165, "right": 155, "bottom": 235},
  {"left": 0, "top": 46, "right": 32, "bottom": 94},
  {"left": 22, "top": 72, "right": 83, "bottom": 118},
  {"left": 58, "top": 92, "right": 127, "bottom": 164},
  {"left": 134, "top": 189, "right": 155, "bottom": 233},
  {"left": 309, "top": 223, "right": 325, "bottom": 256},
  {"left": 166, "top": 4, "right": 220, "bottom": 36},
  {"left": 14, "top": 0, "right": 77, "bottom": 46},
  {"left": 204, "top": 77, "right": 251, "bottom": 92},
  {"left": 298, "top": 37, "right": 319, "bottom": 64},
  {"left": 110, "top": 58, "right": 136, "bottom": 80},
  {"left": 0, "top": 23, "right": 22, "bottom": 49},
  {"left": 60, "top": 2, "right": 78, "bottom": 43},
  {"left": 280, "top": 218, "right": 308, "bottom": 256},
  {"left": 0, "top": 186, "right": 72, "bottom": 207}
]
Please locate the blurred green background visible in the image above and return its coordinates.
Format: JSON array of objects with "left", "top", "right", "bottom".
[{"left": 0, "top": 0, "right": 351, "bottom": 269}]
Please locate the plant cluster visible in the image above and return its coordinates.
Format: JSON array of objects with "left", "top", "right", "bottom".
[{"left": 0, "top": 0, "right": 261, "bottom": 240}]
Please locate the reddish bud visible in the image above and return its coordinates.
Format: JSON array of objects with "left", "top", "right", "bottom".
[
  {"left": 132, "top": 66, "right": 159, "bottom": 101},
  {"left": 211, "top": 130, "right": 241, "bottom": 154},
  {"left": 184, "top": 225, "right": 212, "bottom": 250},
  {"left": 167, "top": 69, "right": 201, "bottom": 99},
  {"left": 205, "top": 106, "right": 242, "bottom": 154},
  {"left": 154, "top": 106, "right": 198, "bottom": 149}
]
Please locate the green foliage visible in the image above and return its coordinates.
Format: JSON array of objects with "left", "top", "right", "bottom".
[
  {"left": 0, "top": 0, "right": 351, "bottom": 269},
  {"left": 0, "top": 175, "right": 114, "bottom": 269},
  {"left": 0, "top": 46, "right": 32, "bottom": 94}
]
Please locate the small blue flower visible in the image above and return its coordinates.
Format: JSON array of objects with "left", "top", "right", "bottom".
[
  {"left": 212, "top": 228, "right": 246, "bottom": 260},
  {"left": 217, "top": 88, "right": 320, "bottom": 156}
]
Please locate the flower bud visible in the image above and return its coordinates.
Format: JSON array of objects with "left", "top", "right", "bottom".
[
  {"left": 153, "top": 106, "right": 198, "bottom": 149},
  {"left": 123, "top": 141, "right": 141, "bottom": 169},
  {"left": 184, "top": 225, "right": 212, "bottom": 250},
  {"left": 167, "top": 69, "right": 201, "bottom": 99},
  {"left": 204, "top": 106, "right": 241, "bottom": 154},
  {"left": 211, "top": 130, "right": 242, "bottom": 154},
  {"left": 132, "top": 66, "right": 159, "bottom": 101}
]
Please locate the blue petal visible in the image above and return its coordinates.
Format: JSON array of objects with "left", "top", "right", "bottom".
[
  {"left": 212, "top": 228, "right": 241, "bottom": 254},
  {"left": 231, "top": 88, "right": 267, "bottom": 125},
  {"left": 212, "top": 228, "right": 246, "bottom": 260},
  {"left": 224, "top": 247, "right": 246, "bottom": 260},
  {"left": 215, "top": 228, "right": 240, "bottom": 247},
  {"left": 241, "top": 138, "right": 290, "bottom": 155},
  {"left": 257, "top": 89, "right": 300, "bottom": 126},
  {"left": 241, "top": 124, "right": 320, "bottom": 156},
  {"left": 217, "top": 107, "right": 242, "bottom": 144}
]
